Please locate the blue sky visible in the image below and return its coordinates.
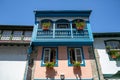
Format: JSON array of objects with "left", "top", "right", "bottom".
[{"left": 0, "top": 0, "right": 120, "bottom": 32}]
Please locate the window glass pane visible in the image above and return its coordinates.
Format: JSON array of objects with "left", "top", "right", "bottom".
[
  {"left": 69, "top": 48, "right": 75, "bottom": 64},
  {"left": 76, "top": 56, "right": 81, "bottom": 62},
  {"left": 43, "top": 48, "right": 57, "bottom": 64},
  {"left": 106, "top": 41, "right": 120, "bottom": 49},
  {"left": 57, "top": 24, "right": 68, "bottom": 28},
  {"left": 50, "top": 48, "right": 56, "bottom": 62},
  {"left": 44, "top": 49, "right": 50, "bottom": 63},
  {"left": 23, "top": 31, "right": 32, "bottom": 40},
  {"left": 12, "top": 31, "right": 23, "bottom": 40},
  {"left": 76, "top": 49, "right": 81, "bottom": 56},
  {"left": 75, "top": 48, "right": 82, "bottom": 62},
  {"left": 1, "top": 30, "right": 12, "bottom": 40}
]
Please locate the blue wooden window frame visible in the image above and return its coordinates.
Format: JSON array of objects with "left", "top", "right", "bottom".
[
  {"left": 41, "top": 47, "right": 58, "bottom": 67},
  {"left": 67, "top": 47, "right": 85, "bottom": 66}
]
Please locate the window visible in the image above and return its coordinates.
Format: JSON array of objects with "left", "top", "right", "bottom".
[
  {"left": 41, "top": 47, "right": 58, "bottom": 66},
  {"left": 57, "top": 24, "right": 69, "bottom": 28},
  {"left": 1, "top": 30, "right": 12, "bottom": 40},
  {"left": 23, "top": 31, "right": 32, "bottom": 40},
  {"left": 105, "top": 40, "right": 120, "bottom": 61},
  {"left": 105, "top": 40, "right": 120, "bottom": 49},
  {"left": 68, "top": 47, "right": 85, "bottom": 66},
  {"left": 12, "top": 31, "right": 23, "bottom": 40}
]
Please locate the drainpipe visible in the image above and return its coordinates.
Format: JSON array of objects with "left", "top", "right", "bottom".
[
  {"left": 92, "top": 45, "right": 101, "bottom": 80},
  {"left": 23, "top": 46, "right": 32, "bottom": 80}
]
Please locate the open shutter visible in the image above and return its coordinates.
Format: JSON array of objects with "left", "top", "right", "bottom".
[
  {"left": 75, "top": 48, "right": 82, "bottom": 62},
  {"left": 44, "top": 48, "right": 51, "bottom": 63}
]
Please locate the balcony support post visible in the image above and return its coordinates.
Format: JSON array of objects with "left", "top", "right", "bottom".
[
  {"left": 32, "top": 22, "right": 38, "bottom": 41},
  {"left": 70, "top": 21, "right": 73, "bottom": 38},
  {"left": 53, "top": 21, "right": 55, "bottom": 38},
  {"left": 87, "top": 22, "right": 94, "bottom": 41}
]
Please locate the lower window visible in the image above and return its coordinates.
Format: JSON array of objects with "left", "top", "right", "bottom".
[
  {"left": 68, "top": 47, "right": 85, "bottom": 66},
  {"left": 41, "top": 47, "right": 58, "bottom": 66}
]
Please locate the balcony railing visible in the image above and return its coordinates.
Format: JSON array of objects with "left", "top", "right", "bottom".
[{"left": 36, "top": 28, "right": 89, "bottom": 39}]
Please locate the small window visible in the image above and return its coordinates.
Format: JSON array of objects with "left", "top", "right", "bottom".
[
  {"left": 68, "top": 47, "right": 85, "bottom": 66},
  {"left": 1, "top": 30, "right": 12, "bottom": 40},
  {"left": 57, "top": 24, "right": 69, "bottom": 28},
  {"left": 12, "top": 31, "right": 23, "bottom": 40},
  {"left": 42, "top": 47, "right": 58, "bottom": 66},
  {"left": 105, "top": 40, "right": 120, "bottom": 49},
  {"left": 23, "top": 31, "right": 32, "bottom": 40}
]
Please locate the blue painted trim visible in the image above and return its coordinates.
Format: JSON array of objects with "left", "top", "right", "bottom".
[
  {"left": 53, "top": 22, "right": 55, "bottom": 38},
  {"left": 41, "top": 47, "right": 58, "bottom": 67},
  {"left": 32, "top": 41, "right": 93, "bottom": 47},
  {"left": 31, "top": 24, "right": 38, "bottom": 41},
  {"left": 35, "top": 10, "right": 92, "bottom": 18},
  {"left": 70, "top": 21, "right": 73, "bottom": 38},
  {"left": 33, "top": 38, "right": 93, "bottom": 43},
  {"left": 34, "top": 78, "right": 93, "bottom": 80},
  {"left": 67, "top": 47, "right": 85, "bottom": 67},
  {"left": 27, "top": 46, "right": 32, "bottom": 54},
  {"left": 103, "top": 74, "right": 114, "bottom": 78},
  {"left": 36, "top": 14, "right": 90, "bottom": 17},
  {"left": 87, "top": 22, "right": 94, "bottom": 42}
]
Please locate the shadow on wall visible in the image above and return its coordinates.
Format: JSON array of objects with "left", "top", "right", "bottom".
[
  {"left": 73, "top": 66, "right": 82, "bottom": 79},
  {"left": 0, "top": 46, "right": 28, "bottom": 61},
  {"left": 116, "top": 61, "right": 120, "bottom": 67},
  {"left": 45, "top": 68, "right": 57, "bottom": 79}
]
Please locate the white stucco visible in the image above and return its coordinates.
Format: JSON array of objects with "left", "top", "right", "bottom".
[
  {"left": 0, "top": 46, "right": 28, "bottom": 80},
  {"left": 94, "top": 37, "right": 120, "bottom": 75}
]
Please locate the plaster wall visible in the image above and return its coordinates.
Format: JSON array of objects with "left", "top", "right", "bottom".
[
  {"left": 0, "top": 46, "right": 27, "bottom": 80},
  {"left": 34, "top": 46, "right": 93, "bottom": 79},
  {"left": 93, "top": 37, "right": 120, "bottom": 75}
]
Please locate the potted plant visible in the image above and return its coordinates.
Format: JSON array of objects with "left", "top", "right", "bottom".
[
  {"left": 45, "top": 62, "right": 55, "bottom": 69},
  {"left": 42, "top": 21, "right": 51, "bottom": 30},
  {"left": 73, "top": 61, "right": 81, "bottom": 69},
  {"left": 74, "top": 20, "right": 85, "bottom": 30},
  {"left": 109, "top": 50, "right": 120, "bottom": 59}
]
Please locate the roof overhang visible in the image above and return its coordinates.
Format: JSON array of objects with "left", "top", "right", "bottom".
[{"left": 34, "top": 10, "right": 92, "bottom": 17}]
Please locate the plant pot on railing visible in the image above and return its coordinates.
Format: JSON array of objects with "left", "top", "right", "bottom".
[
  {"left": 73, "top": 61, "right": 81, "bottom": 69},
  {"left": 42, "top": 26, "right": 50, "bottom": 30},
  {"left": 108, "top": 50, "right": 120, "bottom": 60},
  {"left": 45, "top": 62, "right": 55, "bottom": 69},
  {"left": 42, "top": 22, "right": 51, "bottom": 30},
  {"left": 75, "top": 21, "right": 86, "bottom": 30}
]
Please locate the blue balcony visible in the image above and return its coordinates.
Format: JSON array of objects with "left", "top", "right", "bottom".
[
  {"left": 31, "top": 22, "right": 93, "bottom": 46},
  {"left": 31, "top": 11, "right": 93, "bottom": 46}
]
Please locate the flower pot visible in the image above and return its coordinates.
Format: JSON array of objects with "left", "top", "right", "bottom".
[
  {"left": 111, "top": 55, "right": 116, "bottom": 59},
  {"left": 76, "top": 26, "right": 84, "bottom": 30},
  {"left": 42, "top": 26, "right": 49, "bottom": 30},
  {"left": 73, "top": 66, "right": 80, "bottom": 70}
]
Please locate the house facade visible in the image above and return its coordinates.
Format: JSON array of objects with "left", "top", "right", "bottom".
[
  {"left": 0, "top": 25, "right": 33, "bottom": 80},
  {"left": 0, "top": 11, "right": 120, "bottom": 80},
  {"left": 30, "top": 10, "right": 94, "bottom": 80},
  {"left": 93, "top": 32, "right": 120, "bottom": 79}
]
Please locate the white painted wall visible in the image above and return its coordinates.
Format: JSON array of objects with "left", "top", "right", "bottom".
[
  {"left": 94, "top": 37, "right": 120, "bottom": 75},
  {"left": 0, "top": 46, "right": 28, "bottom": 80}
]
